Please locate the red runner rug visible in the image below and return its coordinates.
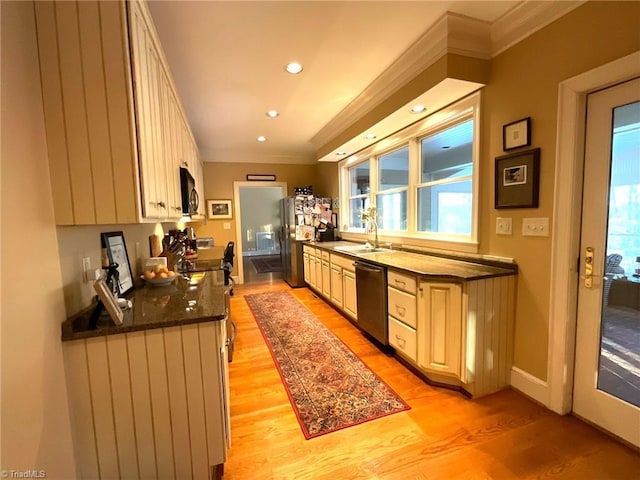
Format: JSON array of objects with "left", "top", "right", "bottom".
[{"left": 244, "top": 290, "right": 410, "bottom": 439}]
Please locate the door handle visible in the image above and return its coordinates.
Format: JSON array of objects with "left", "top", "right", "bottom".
[{"left": 581, "top": 246, "right": 608, "bottom": 287}]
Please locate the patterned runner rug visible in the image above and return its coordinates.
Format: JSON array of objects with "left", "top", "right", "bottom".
[
  {"left": 250, "top": 255, "right": 282, "bottom": 273},
  {"left": 245, "top": 290, "right": 410, "bottom": 439}
]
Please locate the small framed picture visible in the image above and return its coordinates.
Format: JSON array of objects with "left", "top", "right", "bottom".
[
  {"left": 207, "top": 199, "right": 233, "bottom": 219},
  {"left": 495, "top": 148, "right": 540, "bottom": 209},
  {"left": 101, "top": 231, "right": 134, "bottom": 295},
  {"left": 502, "top": 117, "right": 531, "bottom": 151}
]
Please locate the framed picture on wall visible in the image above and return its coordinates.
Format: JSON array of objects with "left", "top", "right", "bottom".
[
  {"left": 207, "top": 199, "right": 233, "bottom": 219},
  {"left": 502, "top": 117, "right": 531, "bottom": 151},
  {"left": 495, "top": 148, "right": 540, "bottom": 209}
]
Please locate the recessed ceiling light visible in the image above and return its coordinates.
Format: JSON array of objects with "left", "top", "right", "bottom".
[
  {"left": 266, "top": 110, "right": 279, "bottom": 118},
  {"left": 411, "top": 105, "right": 427, "bottom": 114},
  {"left": 364, "top": 133, "right": 376, "bottom": 140},
  {"left": 285, "top": 62, "right": 303, "bottom": 74},
  {"left": 336, "top": 151, "right": 347, "bottom": 156},
  {"left": 257, "top": 136, "right": 267, "bottom": 142}
]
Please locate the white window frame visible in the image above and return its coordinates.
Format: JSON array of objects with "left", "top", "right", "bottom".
[
  {"left": 339, "top": 92, "right": 480, "bottom": 252},
  {"left": 376, "top": 144, "right": 410, "bottom": 233}
]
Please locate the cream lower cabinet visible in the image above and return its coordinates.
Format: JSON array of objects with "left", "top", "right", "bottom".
[
  {"left": 321, "top": 251, "right": 331, "bottom": 298},
  {"left": 303, "top": 252, "right": 311, "bottom": 284},
  {"left": 330, "top": 263, "right": 343, "bottom": 308},
  {"left": 388, "top": 270, "right": 516, "bottom": 398},
  {"left": 64, "top": 321, "right": 229, "bottom": 479},
  {"left": 34, "top": 0, "right": 200, "bottom": 224},
  {"left": 388, "top": 271, "right": 418, "bottom": 361},
  {"left": 329, "top": 253, "right": 357, "bottom": 320},
  {"left": 417, "top": 282, "right": 462, "bottom": 377},
  {"left": 343, "top": 269, "right": 358, "bottom": 319}
]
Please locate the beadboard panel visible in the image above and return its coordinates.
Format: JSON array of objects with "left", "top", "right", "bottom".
[
  {"left": 33, "top": 1, "right": 74, "bottom": 225},
  {"left": 63, "top": 323, "right": 226, "bottom": 479},
  {"left": 463, "top": 275, "right": 516, "bottom": 397}
]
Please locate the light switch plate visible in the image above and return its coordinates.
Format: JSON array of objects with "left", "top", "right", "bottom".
[
  {"left": 496, "top": 217, "right": 513, "bottom": 235},
  {"left": 522, "top": 217, "right": 549, "bottom": 236}
]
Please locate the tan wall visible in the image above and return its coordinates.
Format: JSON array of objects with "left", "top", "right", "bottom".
[
  {"left": 315, "top": 1, "right": 640, "bottom": 380},
  {"left": 483, "top": 1, "right": 640, "bottom": 380},
  {"left": 196, "top": 162, "right": 319, "bottom": 274},
  {"left": 0, "top": 1, "right": 77, "bottom": 475}
]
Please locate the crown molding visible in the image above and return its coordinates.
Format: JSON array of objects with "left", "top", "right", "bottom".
[
  {"left": 310, "top": 12, "right": 491, "bottom": 151},
  {"left": 491, "top": 1, "right": 586, "bottom": 57},
  {"left": 311, "top": 2, "right": 586, "bottom": 159}
]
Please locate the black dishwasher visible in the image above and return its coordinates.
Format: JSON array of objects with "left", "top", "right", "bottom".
[{"left": 354, "top": 260, "right": 388, "bottom": 346}]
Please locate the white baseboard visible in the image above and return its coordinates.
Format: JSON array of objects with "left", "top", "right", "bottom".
[{"left": 510, "top": 366, "right": 549, "bottom": 406}]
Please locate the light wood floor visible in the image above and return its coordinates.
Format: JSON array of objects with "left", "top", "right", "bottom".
[{"left": 226, "top": 280, "right": 640, "bottom": 480}]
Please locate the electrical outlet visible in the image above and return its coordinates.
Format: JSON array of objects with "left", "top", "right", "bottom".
[
  {"left": 82, "top": 257, "right": 91, "bottom": 282},
  {"left": 496, "top": 217, "right": 513, "bottom": 235},
  {"left": 223, "top": 222, "right": 231, "bottom": 230},
  {"left": 522, "top": 217, "right": 550, "bottom": 236}
]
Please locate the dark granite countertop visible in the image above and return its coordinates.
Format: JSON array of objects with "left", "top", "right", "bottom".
[
  {"left": 62, "top": 269, "right": 228, "bottom": 341},
  {"left": 307, "top": 241, "right": 517, "bottom": 281}
]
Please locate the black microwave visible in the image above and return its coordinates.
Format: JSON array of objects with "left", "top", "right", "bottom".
[{"left": 180, "top": 167, "right": 199, "bottom": 216}]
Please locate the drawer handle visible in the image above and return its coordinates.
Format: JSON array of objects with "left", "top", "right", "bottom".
[
  {"left": 395, "top": 334, "right": 406, "bottom": 348},
  {"left": 394, "top": 279, "right": 406, "bottom": 287},
  {"left": 395, "top": 305, "right": 406, "bottom": 316}
]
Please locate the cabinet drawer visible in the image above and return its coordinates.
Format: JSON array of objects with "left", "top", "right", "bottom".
[
  {"left": 389, "top": 317, "right": 417, "bottom": 363},
  {"left": 330, "top": 253, "right": 355, "bottom": 271},
  {"left": 303, "top": 245, "right": 316, "bottom": 256},
  {"left": 387, "top": 287, "right": 417, "bottom": 328},
  {"left": 388, "top": 271, "right": 416, "bottom": 294},
  {"left": 321, "top": 250, "right": 330, "bottom": 261}
]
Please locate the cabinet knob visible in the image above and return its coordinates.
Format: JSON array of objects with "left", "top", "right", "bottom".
[
  {"left": 182, "top": 161, "right": 188, "bottom": 167},
  {"left": 158, "top": 201, "right": 166, "bottom": 208},
  {"left": 174, "top": 206, "right": 182, "bottom": 212}
]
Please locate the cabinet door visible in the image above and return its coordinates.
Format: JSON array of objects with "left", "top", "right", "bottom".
[
  {"left": 330, "top": 265, "right": 343, "bottom": 308},
  {"left": 315, "top": 256, "right": 323, "bottom": 292},
  {"left": 308, "top": 255, "right": 317, "bottom": 288},
  {"left": 321, "top": 260, "right": 331, "bottom": 298},
  {"left": 343, "top": 269, "right": 357, "bottom": 320},
  {"left": 161, "top": 78, "right": 182, "bottom": 219},
  {"left": 303, "top": 253, "right": 310, "bottom": 284},
  {"left": 129, "top": 2, "right": 167, "bottom": 219},
  {"left": 418, "top": 282, "right": 462, "bottom": 376}
]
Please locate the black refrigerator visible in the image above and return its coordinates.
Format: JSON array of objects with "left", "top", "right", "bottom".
[{"left": 279, "top": 197, "right": 306, "bottom": 287}]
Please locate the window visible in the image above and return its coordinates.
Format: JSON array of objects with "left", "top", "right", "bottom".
[
  {"left": 377, "top": 146, "right": 408, "bottom": 231},
  {"left": 348, "top": 160, "right": 370, "bottom": 229},
  {"left": 417, "top": 119, "right": 474, "bottom": 234},
  {"left": 340, "top": 93, "right": 479, "bottom": 248}
]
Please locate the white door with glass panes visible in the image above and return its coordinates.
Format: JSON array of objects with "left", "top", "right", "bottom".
[{"left": 573, "top": 78, "right": 640, "bottom": 447}]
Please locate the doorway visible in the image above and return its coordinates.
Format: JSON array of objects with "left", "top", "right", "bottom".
[
  {"left": 233, "top": 181, "right": 287, "bottom": 284},
  {"left": 573, "top": 78, "right": 640, "bottom": 446}
]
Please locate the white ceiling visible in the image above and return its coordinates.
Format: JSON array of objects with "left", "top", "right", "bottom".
[{"left": 146, "top": 1, "right": 522, "bottom": 164}]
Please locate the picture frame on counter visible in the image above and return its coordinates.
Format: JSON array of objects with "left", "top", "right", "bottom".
[
  {"left": 246, "top": 174, "right": 276, "bottom": 181},
  {"left": 495, "top": 148, "right": 540, "bottom": 209},
  {"left": 207, "top": 199, "right": 233, "bottom": 219},
  {"left": 100, "top": 231, "right": 134, "bottom": 295},
  {"left": 502, "top": 117, "right": 531, "bottom": 151}
]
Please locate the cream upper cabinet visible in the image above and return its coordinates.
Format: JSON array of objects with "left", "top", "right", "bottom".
[{"left": 34, "top": 0, "right": 199, "bottom": 224}]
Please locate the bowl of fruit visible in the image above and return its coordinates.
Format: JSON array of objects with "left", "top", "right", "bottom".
[{"left": 141, "top": 265, "right": 178, "bottom": 286}]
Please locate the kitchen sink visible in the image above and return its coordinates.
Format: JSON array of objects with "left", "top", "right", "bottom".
[{"left": 333, "top": 245, "right": 392, "bottom": 254}]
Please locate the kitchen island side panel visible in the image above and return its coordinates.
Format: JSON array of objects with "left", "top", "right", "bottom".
[{"left": 63, "top": 324, "right": 226, "bottom": 479}]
